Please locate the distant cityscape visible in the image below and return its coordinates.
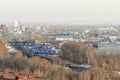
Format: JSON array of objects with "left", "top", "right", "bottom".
[{"left": 1, "top": 21, "right": 120, "bottom": 54}]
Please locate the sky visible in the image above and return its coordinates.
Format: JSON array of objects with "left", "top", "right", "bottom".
[{"left": 0, "top": 0, "right": 120, "bottom": 24}]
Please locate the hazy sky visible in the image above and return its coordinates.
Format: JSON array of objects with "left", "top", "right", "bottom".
[{"left": 0, "top": 0, "right": 120, "bottom": 24}]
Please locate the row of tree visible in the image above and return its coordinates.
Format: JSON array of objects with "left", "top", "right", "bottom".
[{"left": 60, "top": 41, "right": 120, "bottom": 80}]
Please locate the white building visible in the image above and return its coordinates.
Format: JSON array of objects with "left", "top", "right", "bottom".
[
  {"left": 109, "top": 36, "right": 117, "bottom": 42},
  {"left": 56, "top": 37, "right": 73, "bottom": 41}
]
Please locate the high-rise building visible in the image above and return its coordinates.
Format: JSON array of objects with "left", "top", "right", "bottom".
[
  {"left": 14, "top": 21, "right": 22, "bottom": 27},
  {"left": 13, "top": 21, "right": 22, "bottom": 34},
  {"left": 0, "top": 24, "right": 7, "bottom": 32}
]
